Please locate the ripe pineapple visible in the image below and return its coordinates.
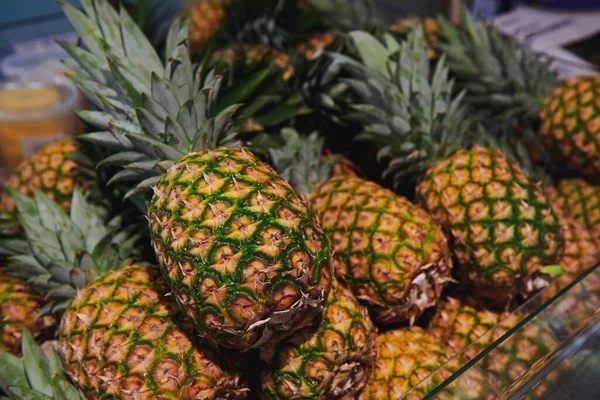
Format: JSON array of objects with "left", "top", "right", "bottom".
[
  {"left": 435, "top": 11, "right": 600, "bottom": 179},
  {"left": 416, "top": 146, "right": 563, "bottom": 302},
  {"left": 422, "top": 302, "right": 567, "bottom": 399},
  {"left": 6, "top": 188, "right": 248, "bottom": 398},
  {"left": 0, "top": 138, "right": 91, "bottom": 218},
  {"left": 357, "top": 326, "right": 459, "bottom": 400},
  {"left": 0, "top": 274, "right": 57, "bottom": 356},
  {"left": 311, "top": 176, "right": 453, "bottom": 324},
  {"left": 546, "top": 178, "right": 600, "bottom": 242},
  {"left": 322, "top": 28, "right": 563, "bottom": 303},
  {"left": 148, "top": 148, "right": 332, "bottom": 349},
  {"left": 259, "top": 280, "right": 377, "bottom": 399},
  {"left": 428, "top": 297, "right": 500, "bottom": 360},
  {"left": 61, "top": 0, "right": 332, "bottom": 350},
  {"left": 543, "top": 208, "right": 600, "bottom": 332},
  {"left": 538, "top": 75, "right": 600, "bottom": 177},
  {"left": 60, "top": 265, "right": 246, "bottom": 399},
  {"left": 269, "top": 129, "right": 453, "bottom": 325}
]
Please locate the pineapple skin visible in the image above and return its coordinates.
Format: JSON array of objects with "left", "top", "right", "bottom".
[
  {"left": 429, "top": 297, "right": 500, "bottom": 360},
  {"left": 544, "top": 209, "right": 600, "bottom": 331},
  {"left": 58, "top": 265, "right": 247, "bottom": 400},
  {"left": 425, "top": 301, "right": 567, "bottom": 399},
  {"left": 357, "top": 327, "right": 458, "bottom": 400},
  {"left": 309, "top": 176, "right": 453, "bottom": 325},
  {"left": 0, "top": 139, "right": 91, "bottom": 217},
  {"left": 539, "top": 75, "right": 600, "bottom": 178},
  {"left": 546, "top": 178, "right": 600, "bottom": 243},
  {"left": 0, "top": 274, "right": 57, "bottom": 356},
  {"left": 415, "top": 146, "right": 563, "bottom": 302},
  {"left": 259, "top": 280, "right": 377, "bottom": 399},
  {"left": 148, "top": 148, "right": 333, "bottom": 351}
]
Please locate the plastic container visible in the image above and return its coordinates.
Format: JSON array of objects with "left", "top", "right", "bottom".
[
  {"left": 0, "top": 77, "right": 80, "bottom": 173},
  {"left": 0, "top": 49, "right": 73, "bottom": 82}
]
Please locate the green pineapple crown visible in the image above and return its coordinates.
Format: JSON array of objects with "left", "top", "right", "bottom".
[
  {"left": 268, "top": 128, "right": 340, "bottom": 196},
  {"left": 2, "top": 189, "right": 141, "bottom": 316},
  {"left": 326, "top": 26, "right": 479, "bottom": 188},
  {"left": 0, "top": 329, "right": 85, "bottom": 400},
  {"left": 60, "top": 0, "right": 241, "bottom": 203},
  {"left": 435, "top": 9, "right": 558, "bottom": 133}
]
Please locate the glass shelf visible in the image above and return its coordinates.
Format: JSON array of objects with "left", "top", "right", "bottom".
[{"left": 405, "top": 261, "right": 600, "bottom": 399}]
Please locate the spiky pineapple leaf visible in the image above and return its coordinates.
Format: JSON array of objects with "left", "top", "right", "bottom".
[
  {"left": 0, "top": 330, "right": 85, "bottom": 400},
  {"left": 20, "top": 331, "right": 52, "bottom": 397},
  {"left": 2, "top": 189, "right": 142, "bottom": 315},
  {"left": 319, "top": 26, "right": 480, "bottom": 188},
  {"left": 268, "top": 128, "right": 339, "bottom": 196}
]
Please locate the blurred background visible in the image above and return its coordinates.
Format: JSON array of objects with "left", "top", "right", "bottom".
[{"left": 3, "top": 0, "right": 600, "bottom": 63}]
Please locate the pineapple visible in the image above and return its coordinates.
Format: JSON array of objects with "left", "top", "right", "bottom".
[
  {"left": 428, "top": 297, "right": 500, "bottom": 360},
  {"left": 0, "top": 329, "right": 86, "bottom": 399},
  {"left": 310, "top": 176, "right": 453, "bottom": 324},
  {"left": 543, "top": 208, "right": 600, "bottom": 332},
  {"left": 426, "top": 296, "right": 572, "bottom": 399},
  {"left": 259, "top": 280, "right": 377, "bottom": 399},
  {"left": 0, "top": 275, "right": 57, "bottom": 356},
  {"left": 148, "top": 148, "right": 332, "bottom": 350},
  {"left": 479, "top": 314, "right": 564, "bottom": 399},
  {"left": 6, "top": 188, "right": 248, "bottom": 399},
  {"left": 61, "top": 0, "right": 332, "bottom": 350},
  {"left": 357, "top": 326, "right": 460, "bottom": 400},
  {"left": 435, "top": 11, "right": 600, "bottom": 179},
  {"left": 269, "top": 129, "right": 453, "bottom": 325},
  {"left": 546, "top": 178, "right": 600, "bottom": 242},
  {"left": 59, "top": 265, "right": 246, "bottom": 399},
  {"left": 420, "top": 305, "right": 567, "bottom": 399},
  {"left": 538, "top": 75, "right": 600, "bottom": 176},
  {"left": 415, "top": 146, "right": 563, "bottom": 302},
  {"left": 320, "top": 27, "right": 564, "bottom": 304},
  {"left": 0, "top": 139, "right": 92, "bottom": 218}
]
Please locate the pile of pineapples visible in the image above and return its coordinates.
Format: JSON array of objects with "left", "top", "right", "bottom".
[{"left": 0, "top": 1, "right": 599, "bottom": 399}]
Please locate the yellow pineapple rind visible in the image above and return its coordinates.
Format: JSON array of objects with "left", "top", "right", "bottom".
[
  {"left": 0, "top": 139, "right": 91, "bottom": 217},
  {"left": 539, "top": 75, "right": 600, "bottom": 178},
  {"left": 415, "top": 146, "right": 563, "bottom": 302},
  {"left": 358, "top": 327, "right": 458, "bottom": 400},
  {"left": 0, "top": 274, "right": 57, "bottom": 356},
  {"left": 547, "top": 178, "right": 600, "bottom": 243},
  {"left": 309, "top": 176, "right": 453, "bottom": 325},
  {"left": 148, "top": 148, "right": 333, "bottom": 351},
  {"left": 58, "top": 265, "right": 246, "bottom": 400},
  {"left": 260, "top": 280, "right": 377, "bottom": 399}
]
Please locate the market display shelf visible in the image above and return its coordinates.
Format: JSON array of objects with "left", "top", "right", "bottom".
[{"left": 406, "top": 261, "right": 600, "bottom": 399}]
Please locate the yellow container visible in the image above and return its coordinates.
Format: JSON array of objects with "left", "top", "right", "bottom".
[{"left": 0, "top": 78, "right": 79, "bottom": 174}]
